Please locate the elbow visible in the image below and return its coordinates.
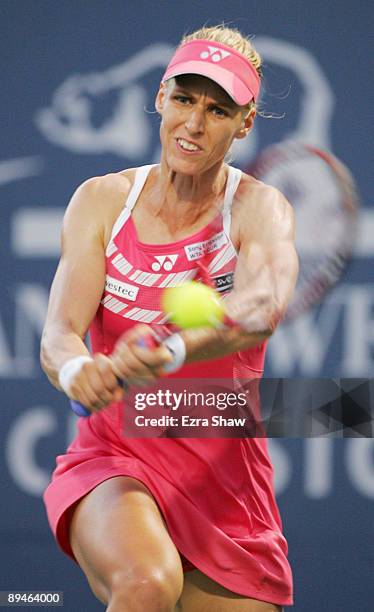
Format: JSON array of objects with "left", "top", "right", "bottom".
[
  {"left": 233, "top": 326, "right": 272, "bottom": 352},
  {"left": 40, "top": 345, "right": 48, "bottom": 376},
  {"left": 39, "top": 329, "right": 57, "bottom": 386},
  {"left": 251, "top": 306, "right": 283, "bottom": 336},
  {"left": 261, "top": 327, "right": 274, "bottom": 339},
  {"left": 40, "top": 328, "right": 50, "bottom": 374},
  {"left": 40, "top": 333, "right": 47, "bottom": 373},
  {"left": 267, "top": 301, "right": 288, "bottom": 333}
]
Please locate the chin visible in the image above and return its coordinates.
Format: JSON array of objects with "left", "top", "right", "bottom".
[{"left": 166, "top": 154, "right": 203, "bottom": 176}]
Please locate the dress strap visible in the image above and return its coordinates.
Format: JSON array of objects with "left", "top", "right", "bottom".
[
  {"left": 110, "top": 164, "right": 155, "bottom": 241},
  {"left": 222, "top": 166, "right": 242, "bottom": 248}
]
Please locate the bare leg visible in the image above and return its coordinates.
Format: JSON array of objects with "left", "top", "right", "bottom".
[
  {"left": 69, "top": 476, "right": 184, "bottom": 611},
  {"left": 179, "top": 569, "right": 283, "bottom": 612}
]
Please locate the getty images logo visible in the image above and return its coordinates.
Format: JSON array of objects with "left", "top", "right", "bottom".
[
  {"left": 151, "top": 254, "right": 178, "bottom": 272},
  {"left": 200, "top": 46, "right": 231, "bottom": 63}
]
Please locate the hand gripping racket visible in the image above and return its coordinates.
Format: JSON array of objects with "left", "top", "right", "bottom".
[{"left": 70, "top": 333, "right": 162, "bottom": 417}]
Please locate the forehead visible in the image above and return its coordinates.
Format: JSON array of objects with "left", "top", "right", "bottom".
[{"left": 171, "top": 74, "right": 238, "bottom": 108}]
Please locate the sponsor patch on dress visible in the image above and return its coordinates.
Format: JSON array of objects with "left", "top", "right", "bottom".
[
  {"left": 184, "top": 231, "right": 228, "bottom": 261},
  {"left": 105, "top": 275, "right": 139, "bottom": 301},
  {"left": 212, "top": 272, "right": 234, "bottom": 293}
]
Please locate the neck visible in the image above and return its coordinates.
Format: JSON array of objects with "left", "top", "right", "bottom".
[{"left": 152, "top": 156, "right": 228, "bottom": 226}]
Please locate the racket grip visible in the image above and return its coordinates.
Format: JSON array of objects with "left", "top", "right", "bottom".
[
  {"left": 70, "top": 401, "right": 91, "bottom": 417},
  {"left": 70, "top": 335, "right": 159, "bottom": 417}
]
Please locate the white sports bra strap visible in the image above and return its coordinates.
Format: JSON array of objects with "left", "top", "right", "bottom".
[
  {"left": 222, "top": 166, "right": 242, "bottom": 247},
  {"left": 110, "top": 164, "right": 155, "bottom": 241},
  {"left": 109, "top": 164, "right": 241, "bottom": 245}
]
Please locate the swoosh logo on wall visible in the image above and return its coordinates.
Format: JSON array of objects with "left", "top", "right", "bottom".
[{"left": 0, "top": 157, "right": 44, "bottom": 186}]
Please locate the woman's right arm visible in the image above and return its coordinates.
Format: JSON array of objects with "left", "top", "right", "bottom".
[{"left": 40, "top": 175, "right": 125, "bottom": 411}]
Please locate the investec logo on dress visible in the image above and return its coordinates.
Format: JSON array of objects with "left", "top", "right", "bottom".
[
  {"left": 184, "top": 231, "right": 228, "bottom": 261},
  {"left": 105, "top": 275, "right": 139, "bottom": 301},
  {"left": 200, "top": 46, "right": 231, "bottom": 63}
]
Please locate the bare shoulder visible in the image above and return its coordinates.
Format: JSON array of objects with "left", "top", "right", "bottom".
[
  {"left": 235, "top": 172, "right": 293, "bottom": 219},
  {"left": 72, "top": 169, "right": 134, "bottom": 211},
  {"left": 234, "top": 172, "right": 295, "bottom": 242},
  {"left": 63, "top": 167, "right": 140, "bottom": 246}
]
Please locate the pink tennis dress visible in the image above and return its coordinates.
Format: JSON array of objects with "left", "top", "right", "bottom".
[{"left": 43, "top": 165, "right": 293, "bottom": 606}]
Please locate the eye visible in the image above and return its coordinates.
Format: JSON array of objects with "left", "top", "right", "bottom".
[
  {"left": 173, "top": 95, "right": 191, "bottom": 104},
  {"left": 211, "top": 106, "right": 228, "bottom": 117}
]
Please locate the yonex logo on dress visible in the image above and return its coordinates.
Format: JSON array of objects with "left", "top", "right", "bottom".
[
  {"left": 199, "top": 46, "right": 231, "bottom": 63},
  {"left": 151, "top": 255, "right": 178, "bottom": 272}
]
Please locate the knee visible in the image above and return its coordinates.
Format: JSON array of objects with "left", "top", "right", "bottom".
[{"left": 107, "top": 563, "right": 183, "bottom": 612}]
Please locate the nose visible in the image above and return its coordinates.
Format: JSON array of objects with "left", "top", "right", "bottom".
[{"left": 185, "top": 106, "right": 205, "bottom": 135}]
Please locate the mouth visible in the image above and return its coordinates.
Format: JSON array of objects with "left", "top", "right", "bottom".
[{"left": 175, "top": 138, "right": 203, "bottom": 153}]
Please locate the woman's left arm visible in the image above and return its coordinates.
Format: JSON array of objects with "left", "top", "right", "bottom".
[{"left": 181, "top": 183, "right": 299, "bottom": 362}]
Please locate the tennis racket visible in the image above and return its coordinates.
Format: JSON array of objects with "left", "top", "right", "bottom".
[{"left": 246, "top": 141, "right": 359, "bottom": 321}]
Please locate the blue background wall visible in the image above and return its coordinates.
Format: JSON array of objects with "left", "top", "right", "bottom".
[{"left": 1, "top": 1, "right": 373, "bottom": 610}]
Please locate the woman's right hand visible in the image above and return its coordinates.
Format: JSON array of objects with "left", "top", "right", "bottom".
[{"left": 110, "top": 324, "right": 173, "bottom": 388}]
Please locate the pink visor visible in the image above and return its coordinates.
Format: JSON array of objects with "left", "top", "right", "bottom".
[{"left": 162, "top": 39, "right": 260, "bottom": 105}]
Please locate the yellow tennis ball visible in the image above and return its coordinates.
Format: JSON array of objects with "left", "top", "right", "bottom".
[{"left": 162, "top": 281, "right": 225, "bottom": 329}]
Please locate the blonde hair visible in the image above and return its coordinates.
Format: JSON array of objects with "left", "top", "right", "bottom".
[{"left": 181, "top": 24, "right": 262, "bottom": 111}]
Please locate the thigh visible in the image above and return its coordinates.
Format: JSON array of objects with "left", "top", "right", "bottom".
[
  {"left": 69, "top": 476, "right": 184, "bottom": 605},
  {"left": 179, "top": 569, "right": 283, "bottom": 612}
]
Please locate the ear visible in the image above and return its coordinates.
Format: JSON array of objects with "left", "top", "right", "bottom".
[
  {"left": 235, "top": 108, "right": 256, "bottom": 140},
  {"left": 155, "top": 82, "right": 167, "bottom": 114}
]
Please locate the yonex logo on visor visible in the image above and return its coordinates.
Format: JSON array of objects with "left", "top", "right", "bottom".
[
  {"left": 200, "top": 46, "right": 231, "bottom": 62},
  {"left": 162, "top": 39, "right": 261, "bottom": 105}
]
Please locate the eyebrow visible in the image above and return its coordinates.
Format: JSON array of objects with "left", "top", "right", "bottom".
[{"left": 173, "top": 85, "right": 236, "bottom": 110}]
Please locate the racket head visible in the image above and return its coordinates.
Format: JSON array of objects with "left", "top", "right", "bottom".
[{"left": 246, "top": 140, "right": 360, "bottom": 321}]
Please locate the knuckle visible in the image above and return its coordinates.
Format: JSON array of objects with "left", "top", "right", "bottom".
[
  {"left": 80, "top": 361, "right": 93, "bottom": 374},
  {"left": 106, "top": 377, "right": 119, "bottom": 392},
  {"left": 69, "top": 383, "right": 79, "bottom": 396}
]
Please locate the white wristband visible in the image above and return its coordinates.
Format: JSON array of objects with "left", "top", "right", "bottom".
[
  {"left": 162, "top": 333, "right": 186, "bottom": 373},
  {"left": 58, "top": 355, "right": 93, "bottom": 394}
]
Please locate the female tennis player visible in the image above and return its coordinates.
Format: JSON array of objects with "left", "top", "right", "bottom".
[{"left": 41, "top": 25, "right": 298, "bottom": 611}]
